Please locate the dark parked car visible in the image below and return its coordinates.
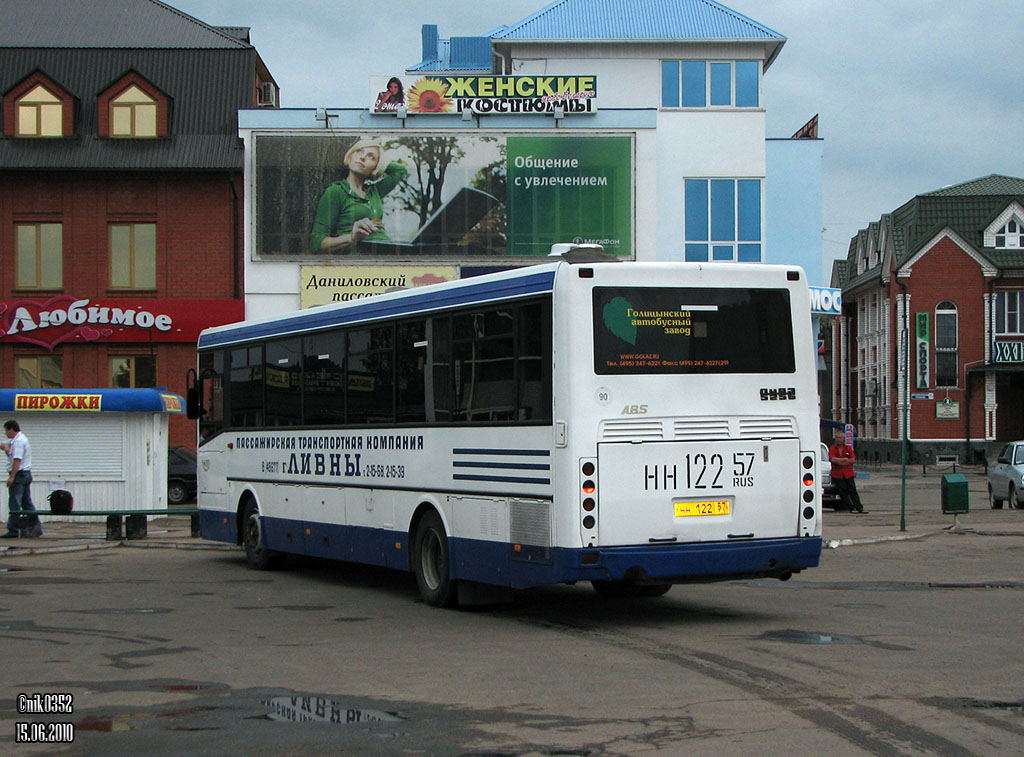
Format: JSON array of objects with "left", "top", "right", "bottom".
[{"left": 168, "top": 446, "right": 197, "bottom": 505}]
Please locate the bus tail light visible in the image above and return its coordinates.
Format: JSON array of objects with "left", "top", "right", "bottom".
[
  {"left": 800, "top": 450, "right": 817, "bottom": 520},
  {"left": 581, "top": 459, "right": 597, "bottom": 531}
]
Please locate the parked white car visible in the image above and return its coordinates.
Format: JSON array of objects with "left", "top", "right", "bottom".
[
  {"left": 820, "top": 443, "right": 839, "bottom": 509},
  {"left": 987, "top": 441, "right": 1024, "bottom": 509}
]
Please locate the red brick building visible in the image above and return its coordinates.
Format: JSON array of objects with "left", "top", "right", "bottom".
[
  {"left": 830, "top": 175, "right": 1024, "bottom": 463},
  {"left": 0, "top": 0, "right": 277, "bottom": 447}
]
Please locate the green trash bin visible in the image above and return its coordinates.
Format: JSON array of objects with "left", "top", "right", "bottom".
[{"left": 941, "top": 473, "right": 969, "bottom": 514}]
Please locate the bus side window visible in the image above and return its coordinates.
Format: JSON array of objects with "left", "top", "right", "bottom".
[
  {"left": 397, "top": 320, "right": 427, "bottom": 423},
  {"left": 230, "top": 345, "right": 264, "bottom": 428},
  {"left": 348, "top": 324, "right": 395, "bottom": 425},
  {"left": 303, "top": 330, "right": 346, "bottom": 426},
  {"left": 427, "top": 316, "right": 452, "bottom": 423},
  {"left": 453, "top": 307, "right": 515, "bottom": 422},
  {"left": 199, "top": 350, "right": 224, "bottom": 441},
  {"left": 518, "top": 302, "right": 551, "bottom": 422},
  {"left": 265, "top": 338, "right": 302, "bottom": 426}
]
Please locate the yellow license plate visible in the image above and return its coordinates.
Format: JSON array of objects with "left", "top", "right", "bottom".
[{"left": 674, "top": 500, "right": 731, "bottom": 517}]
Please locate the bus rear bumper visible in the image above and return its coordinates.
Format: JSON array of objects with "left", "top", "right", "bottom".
[{"left": 537, "top": 536, "right": 822, "bottom": 587}]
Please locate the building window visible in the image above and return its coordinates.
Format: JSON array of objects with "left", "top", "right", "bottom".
[
  {"left": 996, "top": 291, "right": 1024, "bottom": 335},
  {"left": 109, "top": 223, "right": 156, "bottom": 289},
  {"left": 684, "top": 179, "right": 761, "bottom": 261},
  {"left": 15, "top": 84, "right": 63, "bottom": 137},
  {"left": 661, "top": 60, "right": 759, "bottom": 108},
  {"left": 110, "top": 85, "right": 157, "bottom": 137},
  {"left": 995, "top": 218, "right": 1023, "bottom": 249},
  {"left": 110, "top": 356, "right": 157, "bottom": 387},
  {"left": 16, "top": 356, "right": 63, "bottom": 388},
  {"left": 935, "top": 300, "right": 958, "bottom": 387},
  {"left": 15, "top": 223, "right": 63, "bottom": 289}
]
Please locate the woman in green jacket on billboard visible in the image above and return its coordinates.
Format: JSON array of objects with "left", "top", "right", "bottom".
[{"left": 310, "top": 138, "right": 408, "bottom": 253}]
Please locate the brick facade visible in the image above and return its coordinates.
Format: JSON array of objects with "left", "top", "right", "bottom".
[{"left": 1, "top": 172, "right": 244, "bottom": 448}]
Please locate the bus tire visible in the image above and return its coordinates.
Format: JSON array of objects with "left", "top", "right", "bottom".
[
  {"left": 242, "top": 500, "right": 283, "bottom": 571},
  {"left": 413, "top": 511, "right": 458, "bottom": 608},
  {"left": 638, "top": 584, "right": 672, "bottom": 597},
  {"left": 591, "top": 580, "right": 638, "bottom": 598}
]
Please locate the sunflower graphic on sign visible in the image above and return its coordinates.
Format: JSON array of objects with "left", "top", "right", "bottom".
[{"left": 407, "top": 78, "right": 453, "bottom": 113}]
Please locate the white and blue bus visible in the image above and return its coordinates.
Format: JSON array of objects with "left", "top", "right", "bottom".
[{"left": 187, "top": 250, "right": 822, "bottom": 606}]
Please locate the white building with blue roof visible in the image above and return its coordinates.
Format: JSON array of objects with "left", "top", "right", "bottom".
[{"left": 240, "top": 0, "right": 823, "bottom": 317}]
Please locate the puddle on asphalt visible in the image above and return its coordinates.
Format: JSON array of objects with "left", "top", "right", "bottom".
[
  {"left": 759, "top": 629, "right": 913, "bottom": 650},
  {"left": 965, "top": 699, "right": 1024, "bottom": 712},
  {"left": 260, "top": 695, "right": 404, "bottom": 724},
  {"left": 68, "top": 608, "right": 172, "bottom": 615}
]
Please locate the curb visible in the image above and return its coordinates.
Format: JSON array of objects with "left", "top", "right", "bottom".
[
  {"left": 824, "top": 529, "right": 948, "bottom": 549},
  {"left": 0, "top": 540, "right": 234, "bottom": 558}
]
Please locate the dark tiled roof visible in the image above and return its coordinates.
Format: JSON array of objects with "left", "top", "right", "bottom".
[
  {"left": 0, "top": 0, "right": 250, "bottom": 49},
  {"left": 830, "top": 259, "right": 848, "bottom": 288},
  {"left": 0, "top": 2, "right": 263, "bottom": 170},
  {"left": 921, "top": 174, "right": 1024, "bottom": 198},
  {"left": 842, "top": 175, "right": 1024, "bottom": 287}
]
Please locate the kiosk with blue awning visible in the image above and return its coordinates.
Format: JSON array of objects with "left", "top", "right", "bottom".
[{"left": 0, "top": 389, "right": 185, "bottom": 524}]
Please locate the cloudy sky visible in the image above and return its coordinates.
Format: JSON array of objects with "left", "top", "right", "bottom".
[{"left": 172, "top": 0, "right": 1024, "bottom": 270}]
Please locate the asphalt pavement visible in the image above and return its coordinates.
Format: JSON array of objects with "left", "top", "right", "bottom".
[{"left": 1, "top": 464, "right": 1022, "bottom": 559}]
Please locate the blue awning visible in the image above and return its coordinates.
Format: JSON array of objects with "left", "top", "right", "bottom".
[{"left": 0, "top": 388, "right": 185, "bottom": 414}]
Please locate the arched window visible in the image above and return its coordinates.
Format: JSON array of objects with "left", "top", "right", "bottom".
[
  {"left": 935, "top": 301, "right": 958, "bottom": 387},
  {"left": 110, "top": 85, "right": 157, "bottom": 137},
  {"left": 16, "top": 84, "right": 63, "bottom": 137},
  {"left": 995, "top": 218, "right": 1023, "bottom": 249}
]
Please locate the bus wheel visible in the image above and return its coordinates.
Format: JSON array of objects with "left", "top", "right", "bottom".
[
  {"left": 591, "top": 580, "right": 638, "bottom": 598},
  {"left": 638, "top": 584, "right": 672, "bottom": 597},
  {"left": 242, "top": 501, "right": 283, "bottom": 571},
  {"left": 413, "top": 511, "right": 458, "bottom": 608}
]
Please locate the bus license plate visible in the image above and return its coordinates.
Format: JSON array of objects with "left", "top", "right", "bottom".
[{"left": 674, "top": 500, "right": 731, "bottom": 517}]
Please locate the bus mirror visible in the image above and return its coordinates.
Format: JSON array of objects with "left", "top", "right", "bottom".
[{"left": 186, "top": 387, "right": 202, "bottom": 420}]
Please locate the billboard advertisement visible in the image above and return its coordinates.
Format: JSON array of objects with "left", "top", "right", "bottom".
[
  {"left": 369, "top": 74, "right": 599, "bottom": 116},
  {"left": 254, "top": 133, "right": 632, "bottom": 261}
]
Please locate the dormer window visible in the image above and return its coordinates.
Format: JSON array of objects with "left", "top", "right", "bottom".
[
  {"left": 98, "top": 72, "right": 169, "bottom": 139},
  {"left": 17, "top": 84, "right": 63, "bottom": 137},
  {"left": 984, "top": 203, "right": 1024, "bottom": 249},
  {"left": 995, "top": 219, "right": 1023, "bottom": 249},
  {"left": 110, "top": 85, "right": 157, "bottom": 137}
]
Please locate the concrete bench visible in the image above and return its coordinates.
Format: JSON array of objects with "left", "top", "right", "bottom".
[{"left": 9, "top": 508, "right": 199, "bottom": 541}]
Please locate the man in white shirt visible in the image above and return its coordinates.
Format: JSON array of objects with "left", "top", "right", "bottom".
[{"left": 3, "top": 420, "right": 40, "bottom": 538}]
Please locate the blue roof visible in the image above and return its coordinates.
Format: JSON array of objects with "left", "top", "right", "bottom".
[
  {"left": 409, "top": 1, "right": 785, "bottom": 73},
  {"left": 491, "top": 0, "right": 785, "bottom": 41},
  {"left": 0, "top": 389, "right": 185, "bottom": 414},
  {"left": 199, "top": 265, "right": 559, "bottom": 349}
]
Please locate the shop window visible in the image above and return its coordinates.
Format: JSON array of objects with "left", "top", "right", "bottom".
[
  {"left": 935, "top": 301, "right": 958, "bottom": 387},
  {"left": 110, "top": 85, "right": 157, "bottom": 137},
  {"left": 15, "top": 84, "right": 64, "bottom": 137},
  {"left": 995, "top": 291, "right": 1024, "bottom": 335},
  {"left": 109, "top": 223, "right": 156, "bottom": 289},
  {"left": 16, "top": 356, "right": 63, "bottom": 388},
  {"left": 110, "top": 355, "right": 157, "bottom": 388},
  {"left": 661, "top": 60, "right": 759, "bottom": 108},
  {"left": 15, "top": 223, "right": 63, "bottom": 289},
  {"left": 684, "top": 179, "right": 761, "bottom": 262},
  {"left": 994, "top": 218, "right": 1023, "bottom": 249}
]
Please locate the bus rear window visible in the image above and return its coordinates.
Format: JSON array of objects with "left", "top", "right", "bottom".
[{"left": 593, "top": 286, "right": 795, "bottom": 374}]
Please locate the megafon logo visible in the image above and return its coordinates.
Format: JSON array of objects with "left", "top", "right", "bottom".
[{"left": 0, "top": 297, "right": 171, "bottom": 351}]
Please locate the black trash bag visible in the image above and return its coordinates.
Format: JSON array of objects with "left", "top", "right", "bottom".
[{"left": 48, "top": 489, "right": 74, "bottom": 515}]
